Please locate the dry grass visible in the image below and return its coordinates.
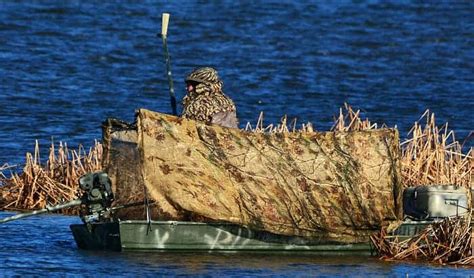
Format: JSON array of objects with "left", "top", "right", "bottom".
[
  {"left": 244, "top": 111, "right": 315, "bottom": 133},
  {"left": 401, "top": 110, "right": 472, "bottom": 188},
  {"left": 244, "top": 103, "right": 384, "bottom": 133},
  {"left": 371, "top": 215, "right": 473, "bottom": 265},
  {"left": 330, "top": 103, "right": 385, "bottom": 131},
  {"left": 324, "top": 105, "right": 472, "bottom": 266},
  {"left": 0, "top": 140, "right": 102, "bottom": 211}
]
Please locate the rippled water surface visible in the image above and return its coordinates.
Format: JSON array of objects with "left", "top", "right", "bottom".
[
  {"left": 0, "top": 1, "right": 473, "bottom": 276},
  {"left": 1, "top": 211, "right": 472, "bottom": 277}
]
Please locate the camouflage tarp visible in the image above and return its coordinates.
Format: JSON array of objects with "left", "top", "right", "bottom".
[{"left": 103, "top": 109, "right": 403, "bottom": 243}]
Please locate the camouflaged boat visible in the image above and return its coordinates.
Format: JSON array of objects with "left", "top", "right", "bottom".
[
  {"left": 2, "top": 110, "right": 469, "bottom": 253},
  {"left": 66, "top": 109, "right": 403, "bottom": 253}
]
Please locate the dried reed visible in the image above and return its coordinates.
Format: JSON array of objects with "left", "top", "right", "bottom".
[
  {"left": 0, "top": 140, "right": 103, "bottom": 211},
  {"left": 400, "top": 110, "right": 472, "bottom": 188},
  {"left": 244, "top": 112, "right": 314, "bottom": 133},
  {"left": 330, "top": 103, "right": 383, "bottom": 131},
  {"left": 244, "top": 103, "right": 383, "bottom": 133},
  {"left": 371, "top": 215, "right": 473, "bottom": 265}
]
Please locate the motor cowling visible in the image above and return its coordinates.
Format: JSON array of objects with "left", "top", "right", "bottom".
[{"left": 78, "top": 172, "right": 114, "bottom": 223}]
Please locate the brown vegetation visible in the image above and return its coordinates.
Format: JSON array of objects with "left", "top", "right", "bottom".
[
  {"left": 0, "top": 140, "right": 102, "bottom": 211},
  {"left": 401, "top": 110, "right": 472, "bottom": 188},
  {"left": 371, "top": 215, "right": 472, "bottom": 265}
]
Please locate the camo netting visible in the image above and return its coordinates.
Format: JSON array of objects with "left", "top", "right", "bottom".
[{"left": 103, "top": 109, "right": 403, "bottom": 243}]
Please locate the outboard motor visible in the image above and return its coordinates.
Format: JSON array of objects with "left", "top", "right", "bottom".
[
  {"left": 0, "top": 171, "right": 120, "bottom": 225},
  {"left": 78, "top": 172, "right": 114, "bottom": 223},
  {"left": 0, "top": 171, "right": 146, "bottom": 226}
]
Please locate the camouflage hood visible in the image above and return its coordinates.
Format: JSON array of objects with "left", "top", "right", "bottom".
[{"left": 182, "top": 67, "right": 236, "bottom": 122}]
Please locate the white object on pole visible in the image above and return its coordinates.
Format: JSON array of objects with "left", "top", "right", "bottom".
[{"left": 162, "top": 13, "right": 170, "bottom": 37}]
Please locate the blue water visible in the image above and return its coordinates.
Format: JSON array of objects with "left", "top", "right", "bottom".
[
  {"left": 0, "top": 1, "right": 473, "bottom": 276},
  {"left": 0, "top": 211, "right": 472, "bottom": 277}
]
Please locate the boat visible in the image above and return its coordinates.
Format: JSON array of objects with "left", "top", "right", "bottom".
[
  {"left": 69, "top": 109, "right": 401, "bottom": 254},
  {"left": 70, "top": 220, "right": 373, "bottom": 254},
  {"left": 1, "top": 110, "right": 470, "bottom": 255}
]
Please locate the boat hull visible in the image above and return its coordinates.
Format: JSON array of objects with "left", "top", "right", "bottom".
[
  {"left": 71, "top": 220, "right": 372, "bottom": 254},
  {"left": 70, "top": 222, "right": 121, "bottom": 251}
]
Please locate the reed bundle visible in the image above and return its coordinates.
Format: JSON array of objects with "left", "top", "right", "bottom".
[
  {"left": 330, "top": 103, "right": 383, "bottom": 131},
  {"left": 400, "top": 110, "right": 472, "bottom": 188},
  {"left": 370, "top": 215, "right": 473, "bottom": 265},
  {"left": 0, "top": 140, "right": 102, "bottom": 211},
  {"left": 244, "top": 112, "right": 315, "bottom": 133},
  {"left": 244, "top": 103, "right": 382, "bottom": 133}
]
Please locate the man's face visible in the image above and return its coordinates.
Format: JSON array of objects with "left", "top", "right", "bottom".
[{"left": 186, "top": 81, "right": 199, "bottom": 94}]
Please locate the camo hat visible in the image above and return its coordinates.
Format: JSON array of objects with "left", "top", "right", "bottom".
[
  {"left": 185, "top": 67, "right": 222, "bottom": 85},
  {"left": 182, "top": 67, "right": 236, "bottom": 122}
]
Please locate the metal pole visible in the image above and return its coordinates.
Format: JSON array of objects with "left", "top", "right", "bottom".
[
  {"left": 144, "top": 185, "right": 152, "bottom": 235},
  {"left": 161, "top": 13, "right": 177, "bottom": 116},
  {"left": 0, "top": 199, "right": 82, "bottom": 224}
]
